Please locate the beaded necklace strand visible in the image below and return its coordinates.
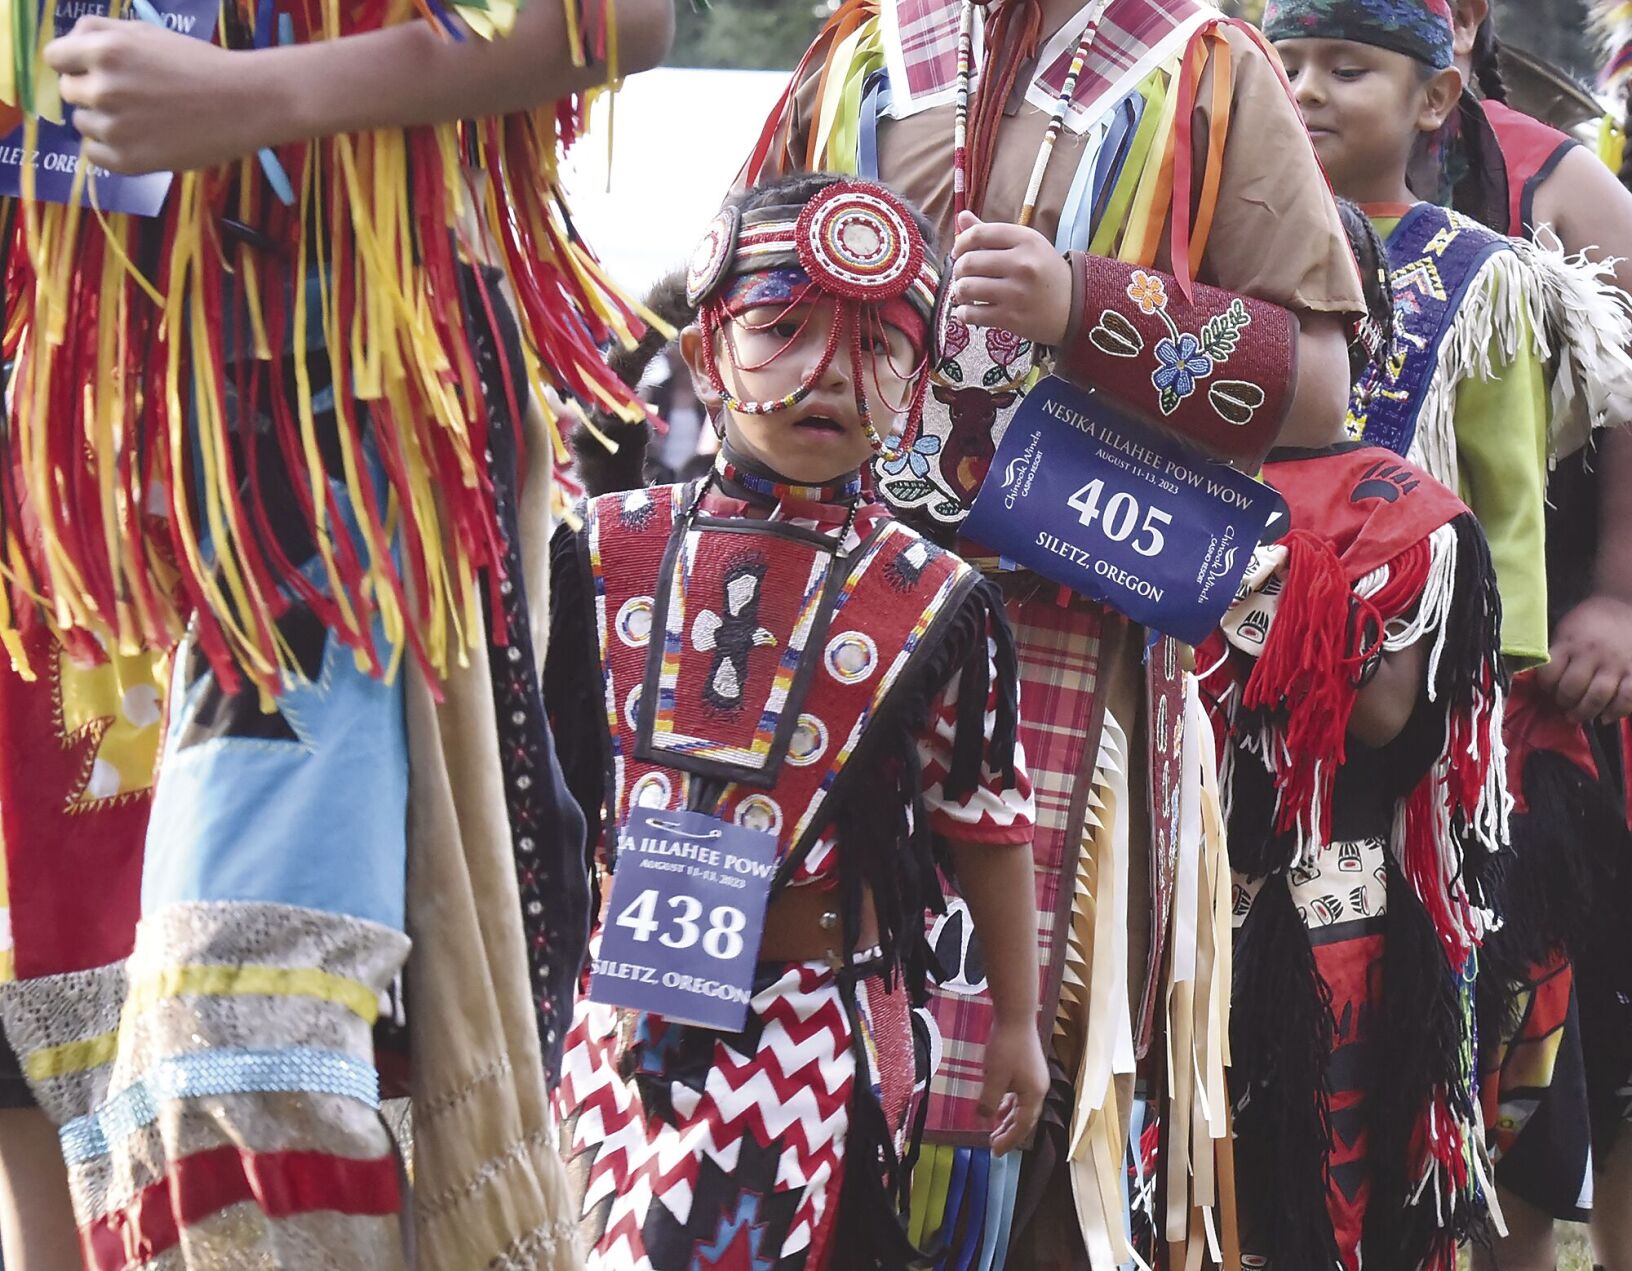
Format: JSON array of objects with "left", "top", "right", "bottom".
[{"left": 953, "top": 0, "right": 1114, "bottom": 227}]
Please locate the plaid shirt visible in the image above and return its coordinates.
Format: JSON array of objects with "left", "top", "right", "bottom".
[{"left": 883, "top": 0, "right": 1215, "bottom": 130}]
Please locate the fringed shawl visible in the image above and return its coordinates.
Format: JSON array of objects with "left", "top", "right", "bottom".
[{"left": 1353, "top": 204, "right": 1632, "bottom": 488}]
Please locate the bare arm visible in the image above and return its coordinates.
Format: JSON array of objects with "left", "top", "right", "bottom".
[
  {"left": 949, "top": 837, "right": 1047, "bottom": 1155},
  {"left": 1278, "top": 312, "right": 1356, "bottom": 450},
  {"left": 1349, "top": 639, "right": 1428, "bottom": 750},
  {"left": 44, "top": 0, "right": 675, "bottom": 175}
]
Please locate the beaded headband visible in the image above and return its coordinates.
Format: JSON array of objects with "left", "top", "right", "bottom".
[
  {"left": 1262, "top": 0, "right": 1455, "bottom": 70},
  {"left": 688, "top": 180, "right": 944, "bottom": 453}
]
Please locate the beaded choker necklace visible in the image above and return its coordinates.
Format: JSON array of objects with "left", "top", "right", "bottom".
[{"left": 714, "top": 448, "right": 864, "bottom": 508}]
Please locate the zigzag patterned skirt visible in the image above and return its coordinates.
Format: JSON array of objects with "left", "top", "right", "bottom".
[{"left": 555, "top": 952, "right": 929, "bottom": 1270}]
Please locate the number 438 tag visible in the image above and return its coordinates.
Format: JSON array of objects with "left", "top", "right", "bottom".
[{"left": 589, "top": 807, "right": 778, "bottom": 1032}]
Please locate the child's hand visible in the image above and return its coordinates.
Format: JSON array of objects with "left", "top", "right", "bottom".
[
  {"left": 1538, "top": 593, "right": 1632, "bottom": 722},
  {"left": 979, "top": 1017, "right": 1048, "bottom": 1156},
  {"left": 45, "top": 17, "right": 256, "bottom": 175},
  {"left": 950, "top": 211, "right": 1074, "bottom": 347}
]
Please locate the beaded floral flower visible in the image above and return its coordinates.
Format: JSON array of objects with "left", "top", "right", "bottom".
[
  {"left": 880, "top": 433, "right": 943, "bottom": 477},
  {"left": 1126, "top": 270, "right": 1168, "bottom": 316},
  {"left": 1152, "top": 333, "right": 1215, "bottom": 401}
]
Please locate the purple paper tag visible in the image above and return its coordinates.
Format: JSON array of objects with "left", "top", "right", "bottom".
[
  {"left": 0, "top": 0, "right": 220, "bottom": 216},
  {"left": 963, "top": 376, "right": 1287, "bottom": 646},
  {"left": 589, "top": 807, "right": 778, "bottom": 1032}
]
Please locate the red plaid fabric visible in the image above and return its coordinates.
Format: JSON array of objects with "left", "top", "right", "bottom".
[
  {"left": 886, "top": 0, "right": 1208, "bottom": 122},
  {"left": 923, "top": 595, "right": 1109, "bottom": 1140}
]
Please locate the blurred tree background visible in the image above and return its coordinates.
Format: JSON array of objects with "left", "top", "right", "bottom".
[
  {"left": 677, "top": 0, "right": 1601, "bottom": 82},
  {"left": 670, "top": 0, "right": 828, "bottom": 68}
]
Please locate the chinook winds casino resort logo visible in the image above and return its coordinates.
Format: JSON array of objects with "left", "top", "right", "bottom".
[{"left": 1001, "top": 430, "right": 1044, "bottom": 509}]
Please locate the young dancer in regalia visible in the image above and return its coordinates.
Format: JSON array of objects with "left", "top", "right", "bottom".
[
  {"left": 548, "top": 172, "right": 1048, "bottom": 1270},
  {"left": 1200, "top": 199, "right": 1509, "bottom": 1271},
  {"left": 0, "top": 1, "right": 674, "bottom": 1266},
  {"left": 1444, "top": 6, "right": 1632, "bottom": 1267},
  {"left": 740, "top": 2, "right": 1366, "bottom": 1263},
  {"left": 1267, "top": 3, "right": 1632, "bottom": 1266}
]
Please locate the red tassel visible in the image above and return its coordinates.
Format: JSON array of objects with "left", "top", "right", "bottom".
[{"left": 1241, "top": 529, "right": 1369, "bottom": 847}]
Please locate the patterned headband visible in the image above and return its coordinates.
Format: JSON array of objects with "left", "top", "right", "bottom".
[
  {"left": 687, "top": 181, "right": 943, "bottom": 331},
  {"left": 1262, "top": 0, "right": 1456, "bottom": 70}
]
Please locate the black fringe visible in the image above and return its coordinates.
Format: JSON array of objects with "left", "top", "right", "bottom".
[
  {"left": 1230, "top": 873, "right": 1343, "bottom": 1271},
  {"left": 799, "top": 575, "right": 1019, "bottom": 1269},
  {"left": 1438, "top": 515, "right": 1509, "bottom": 703},
  {"left": 1479, "top": 751, "right": 1603, "bottom": 991},
  {"left": 1364, "top": 856, "right": 1479, "bottom": 1269},
  {"left": 832, "top": 975, "right": 937, "bottom": 1270},
  {"left": 545, "top": 523, "right": 612, "bottom": 875},
  {"left": 1442, "top": 514, "right": 1509, "bottom": 920},
  {"left": 823, "top": 575, "right": 1020, "bottom": 1003},
  {"left": 1478, "top": 744, "right": 1632, "bottom": 1147}
]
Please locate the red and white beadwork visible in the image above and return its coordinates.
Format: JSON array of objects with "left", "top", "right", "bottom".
[
  {"left": 796, "top": 183, "right": 925, "bottom": 301},
  {"left": 686, "top": 205, "right": 741, "bottom": 308}
]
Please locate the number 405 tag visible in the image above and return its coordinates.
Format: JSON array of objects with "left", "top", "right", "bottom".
[
  {"left": 589, "top": 807, "right": 778, "bottom": 1032},
  {"left": 963, "top": 377, "right": 1285, "bottom": 645},
  {"left": 1066, "top": 478, "right": 1172, "bottom": 558}
]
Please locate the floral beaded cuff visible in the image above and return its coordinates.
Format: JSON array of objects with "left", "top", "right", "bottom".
[{"left": 1057, "top": 255, "right": 1296, "bottom": 462}]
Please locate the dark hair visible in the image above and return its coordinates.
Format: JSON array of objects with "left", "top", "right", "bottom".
[
  {"left": 1471, "top": 17, "right": 1507, "bottom": 103},
  {"left": 1622, "top": 100, "right": 1632, "bottom": 191},
  {"left": 1335, "top": 198, "right": 1396, "bottom": 387},
  {"left": 570, "top": 172, "right": 939, "bottom": 494}
]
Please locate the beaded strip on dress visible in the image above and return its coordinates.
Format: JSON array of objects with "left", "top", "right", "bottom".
[{"left": 0, "top": 0, "right": 660, "bottom": 699}]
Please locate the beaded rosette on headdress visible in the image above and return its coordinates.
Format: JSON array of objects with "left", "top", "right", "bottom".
[{"left": 686, "top": 180, "right": 944, "bottom": 453}]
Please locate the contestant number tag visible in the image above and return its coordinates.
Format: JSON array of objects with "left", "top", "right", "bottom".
[
  {"left": 963, "top": 376, "right": 1286, "bottom": 645},
  {"left": 589, "top": 808, "right": 777, "bottom": 1032}
]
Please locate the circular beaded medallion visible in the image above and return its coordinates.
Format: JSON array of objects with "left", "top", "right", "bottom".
[
  {"left": 796, "top": 182, "right": 924, "bottom": 301},
  {"left": 788, "top": 714, "right": 830, "bottom": 767},
  {"left": 616, "top": 596, "right": 655, "bottom": 648},
  {"left": 824, "top": 631, "right": 879, "bottom": 685},
  {"left": 735, "top": 794, "right": 784, "bottom": 836},
  {"left": 630, "top": 772, "right": 672, "bottom": 810}
]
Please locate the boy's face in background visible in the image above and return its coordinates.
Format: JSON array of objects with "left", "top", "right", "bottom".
[{"left": 1275, "top": 37, "right": 1461, "bottom": 203}]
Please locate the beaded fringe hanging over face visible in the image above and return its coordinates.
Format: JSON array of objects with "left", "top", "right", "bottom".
[{"left": 0, "top": 0, "right": 657, "bottom": 700}]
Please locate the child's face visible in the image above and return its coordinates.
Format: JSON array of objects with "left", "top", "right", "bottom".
[
  {"left": 1275, "top": 38, "right": 1461, "bottom": 200},
  {"left": 680, "top": 299, "right": 921, "bottom": 484}
]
